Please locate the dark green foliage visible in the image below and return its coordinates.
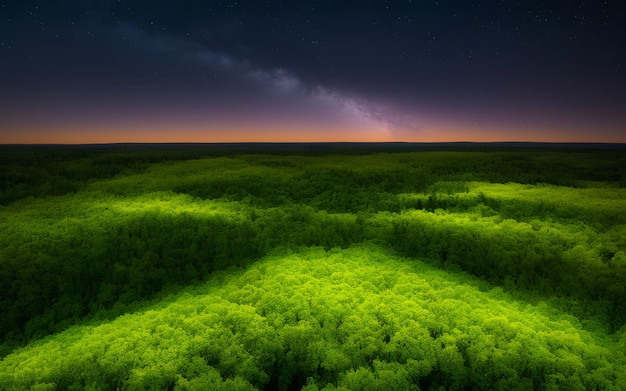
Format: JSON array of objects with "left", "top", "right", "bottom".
[
  {"left": 1, "top": 146, "right": 625, "bottom": 389},
  {"left": 384, "top": 210, "right": 626, "bottom": 328}
]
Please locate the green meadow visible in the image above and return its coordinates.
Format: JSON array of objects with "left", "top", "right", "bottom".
[{"left": 1, "top": 146, "right": 625, "bottom": 390}]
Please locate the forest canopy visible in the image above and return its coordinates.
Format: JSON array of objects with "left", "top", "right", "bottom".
[{"left": 1, "top": 145, "right": 625, "bottom": 390}]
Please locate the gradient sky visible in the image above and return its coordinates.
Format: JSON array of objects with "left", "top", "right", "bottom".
[{"left": 1, "top": 1, "right": 625, "bottom": 143}]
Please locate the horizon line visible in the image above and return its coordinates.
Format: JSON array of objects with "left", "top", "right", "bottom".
[{"left": 2, "top": 141, "right": 625, "bottom": 149}]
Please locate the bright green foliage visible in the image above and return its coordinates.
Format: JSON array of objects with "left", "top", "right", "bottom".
[
  {"left": 1, "top": 147, "right": 625, "bottom": 389},
  {"left": 2, "top": 246, "right": 625, "bottom": 390}
]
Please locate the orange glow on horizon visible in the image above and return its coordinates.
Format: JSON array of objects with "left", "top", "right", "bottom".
[
  {"left": 0, "top": 123, "right": 395, "bottom": 144},
  {"left": 1, "top": 121, "right": 624, "bottom": 144}
]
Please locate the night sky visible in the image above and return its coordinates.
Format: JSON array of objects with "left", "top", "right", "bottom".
[{"left": 1, "top": 1, "right": 625, "bottom": 143}]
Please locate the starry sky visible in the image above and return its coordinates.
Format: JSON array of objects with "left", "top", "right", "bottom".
[{"left": 1, "top": 1, "right": 625, "bottom": 143}]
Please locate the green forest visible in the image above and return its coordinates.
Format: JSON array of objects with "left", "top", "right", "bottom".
[{"left": 1, "top": 145, "right": 625, "bottom": 390}]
